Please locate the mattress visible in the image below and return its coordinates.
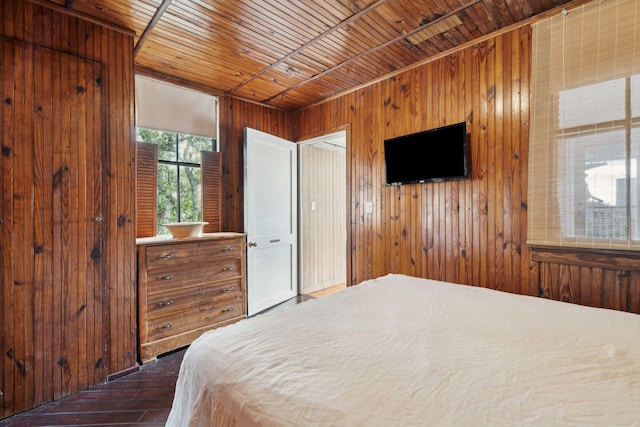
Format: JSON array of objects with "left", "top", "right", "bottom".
[{"left": 166, "top": 274, "right": 640, "bottom": 426}]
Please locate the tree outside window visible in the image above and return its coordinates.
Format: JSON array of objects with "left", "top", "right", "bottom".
[{"left": 136, "top": 128, "right": 216, "bottom": 235}]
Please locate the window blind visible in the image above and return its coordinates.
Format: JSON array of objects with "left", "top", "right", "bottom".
[
  {"left": 528, "top": 0, "right": 640, "bottom": 250},
  {"left": 135, "top": 75, "right": 218, "bottom": 139}
]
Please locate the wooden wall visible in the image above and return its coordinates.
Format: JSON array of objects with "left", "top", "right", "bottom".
[
  {"left": 294, "top": 26, "right": 640, "bottom": 315},
  {"left": 1, "top": 0, "right": 136, "bottom": 417}
]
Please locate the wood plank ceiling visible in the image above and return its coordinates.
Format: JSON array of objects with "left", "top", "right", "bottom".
[{"left": 33, "top": 0, "right": 575, "bottom": 110}]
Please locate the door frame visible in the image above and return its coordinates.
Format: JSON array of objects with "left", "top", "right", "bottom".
[
  {"left": 296, "top": 125, "right": 352, "bottom": 290},
  {"left": 297, "top": 130, "right": 347, "bottom": 294}
]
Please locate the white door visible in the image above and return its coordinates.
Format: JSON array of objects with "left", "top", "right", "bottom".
[{"left": 245, "top": 128, "right": 298, "bottom": 316}]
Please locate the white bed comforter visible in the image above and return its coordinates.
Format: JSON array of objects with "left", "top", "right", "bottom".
[{"left": 166, "top": 274, "right": 640, "bottom": 426}]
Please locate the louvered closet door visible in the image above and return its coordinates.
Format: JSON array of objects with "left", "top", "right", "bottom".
[{"left": 244, "top": 128, "right": 297, "bottom": 316}]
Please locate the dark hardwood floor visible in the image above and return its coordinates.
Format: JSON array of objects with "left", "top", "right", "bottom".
[
  {"left": 0, "top": 348, "right": 185, "bottom": 427},
  {"left": 0, "top": 295, "right": 313, "bottom": 426}
]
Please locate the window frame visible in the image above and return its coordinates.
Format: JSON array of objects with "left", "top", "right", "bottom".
[
  {"left": 135, "top": 128, "right": 219, "bottom": 236},
  {"left": 553, "top": 76, "right": 637, "bottom": 245}
]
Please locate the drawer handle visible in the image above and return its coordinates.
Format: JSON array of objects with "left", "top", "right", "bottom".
[
  {"left": 157, "top": 323, "right": 173, "bottom": 330},
  {"left": 158, "top": 253, "right": 174, "bottom": 259},
  {"left": 222, "top": 266, "right": 235, "bottom": 272},
  {"left": 158, "top": 299, "right": 174, "bottom": 307},
  {"left": 221, "top": 287, "right": 234, "bottom": 292},
  {"left": 221, "top": 307, "right": 235, "bottom": 313},
  {"left": 222, "top": 246, "right": 236, "bottom": 252},
  {"left": 158, "top": 275, "right": 173, "bottom": 281}
]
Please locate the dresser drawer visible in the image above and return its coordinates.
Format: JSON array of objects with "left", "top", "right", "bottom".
[
  {"left": 145, "top": 258, "right": 242, "bottom": 296},
  {"left": 146, "top": 279, "right": 243, "bottom": 320},
  {"left": 145, "top": 239, "right": 242, "bottom": 271},
  {"left": 147, "top": 299, "right": 243, "bottom": 341}
]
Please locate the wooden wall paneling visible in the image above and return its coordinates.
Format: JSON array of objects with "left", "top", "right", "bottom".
[
  {"left": 1, "top": 36, "right": 36, "bottom": 418},
  {"left": 61, "top": 44, "right": 76, "bottom": 398},
  {"left": 78, "top": 20, "right": 96, "bottom": 389},
  {"left": 5, "top": 37, "right": 18, "bottom": 414},
  {"left": 84, "top": 51, "right": 104, "bottom": 392},
  {"left": 30, "top": 40, "right": 47, "bottom": 407},
  {"left": 383, "top": 73, "right": 406, "bottom": 277},
  {"left": 294, "top": 27, "right": 536, "bottom": 301},
  {"left": 0, "top": 37, "right": 8, "bottom": 417},
  {"left": 364, "top": 86, "right": 384, "bottom": 276},
  {"left": 531, "top": 247, "right": 640, "bottom": 314},
  {"left": 517, "top": 27, "right": 534, "bottom": 297},
  {"left": 1, "top": 0, "right": 136, "bottom": 417},
  {"left": 483, "top": 36, "right": 497, "bottom": 290},
  {"left": 566, "top": 264, "right": 582, "bottom": 307},
  {"left": 476, "top": 40, "right": 490, "bottom": 290},
  {"left": 467, "top": 42, "right": 481, "bottom": 290},
  {"left": 630, "top": 272, "right": 640, "bottom": 314},
  {"left": 446, "top": 60, "right": 457, "bottom": 283},
  {"left": 578, "top": 266, "right": 592, "bottom": 308},
  {"left": 460, "top": 46, "right": 474, "bottom": 289},
  {"left": 491, "top": 33, "right": 504, "bottom": 292},
  {"left": 512, "top": 29, "right": 526, "bottom": 295},
  {"left": 20, "top": 38, "right": 37, "bottom": 414},
  {"left": 90, "top": 23, "right": 107, "bottom": 391},
  {"left": 55, "top": 43, "right": 103, "bottom": 404},
  {"left": 348, "top": 95, "right": 358, "bottom": 281},
  {"left": 368, "top": 88, "right": 381, "bottom": 281},
  {"left": 533, "top": 259, "right": 640, "bottom": 315},
  {"left": 380, "top": 83, "right": 396, "bottom": 277},
  {"left": 604, "top": 269, "right": 623, "bottom": 312},
  {"left": 453, "top": 53, "right": 466, "bottom": 282},
  {"left": 591, "top": 267, "right": 605, "bottom": 309},
  {"left": 502, "top": 30, "right": 514, "bottom": 295},
  {"left": 107, "top": 29, "right": 136, "bottom": 376}
]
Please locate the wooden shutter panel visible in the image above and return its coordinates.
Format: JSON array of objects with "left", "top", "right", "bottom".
[
  {"left": 201, "top": 150, "right": 222, "bottom": 232},
  {"left": 136, "top": 142, "right": 157, "bottom": 238}
]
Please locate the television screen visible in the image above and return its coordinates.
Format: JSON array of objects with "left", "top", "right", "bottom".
[{"left": 384, "top": 122, "right": 468, "bottom": 185}]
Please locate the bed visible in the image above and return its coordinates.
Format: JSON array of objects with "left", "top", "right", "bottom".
[{"left": 166, "top": 274, "right": 640, "bottom": 426}]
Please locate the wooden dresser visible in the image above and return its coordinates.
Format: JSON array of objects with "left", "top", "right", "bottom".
[{"left": 136, "top": 232, "right": 246, "bottom": 363}]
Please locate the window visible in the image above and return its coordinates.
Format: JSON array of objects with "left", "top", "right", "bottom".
[
  {"left": 557, "top": 81, "right": 639, "bottom": 242},
  {"left": 134, "top": 75, "right": 221, "bottom": 238},
  {"left": 529, "top": 0, "right": 640, "bottom": 250},
  {"left": 136, "top": 128, "right": 216, "bottom": 235}
]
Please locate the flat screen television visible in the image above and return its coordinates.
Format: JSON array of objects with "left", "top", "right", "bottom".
[{"left": 384, "top": 122, "right": 468, "bottom": 185}]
